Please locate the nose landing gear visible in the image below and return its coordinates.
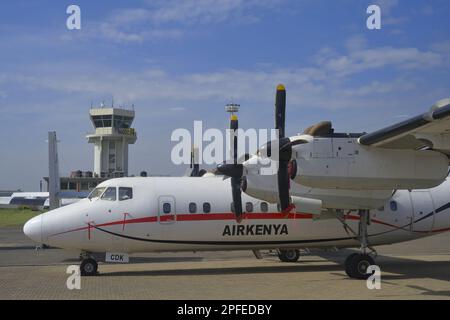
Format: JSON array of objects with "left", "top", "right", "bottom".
[
  {"left": 345, "top": 253, "right": 375, "bottom": 279},
  {"left": 79, "top": 252, "right": 98, "bottom": 276}
]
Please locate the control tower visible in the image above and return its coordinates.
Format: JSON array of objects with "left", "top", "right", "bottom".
[{"left": 86, "top": 107, "right": 137, "bottom": 178}]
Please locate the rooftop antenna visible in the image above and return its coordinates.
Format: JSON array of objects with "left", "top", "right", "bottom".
[
  {"left": 225, "top": 101, "right": 240, "bottom": 162},
  {"left": 225, "top": 101, "right": 240, "bottom": 115}
]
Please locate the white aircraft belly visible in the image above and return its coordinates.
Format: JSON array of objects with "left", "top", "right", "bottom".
[{"left": 78, "top": 213, "right": 405, "bottom": 253}]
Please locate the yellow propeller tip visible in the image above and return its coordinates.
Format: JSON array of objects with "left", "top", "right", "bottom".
[
  {"left": 230, "top": 115, "right": 238, "bottom": 121},
  {"left": 277, "top": 84, "right": 285, "bottom": 91}
]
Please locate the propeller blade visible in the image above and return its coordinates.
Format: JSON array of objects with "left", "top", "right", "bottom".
[
  {"left": 275, "top": 84, "right": 293, "bottom": 213},
  {"left": 278, "top": 160, "right": 291, "bottom": 212},
  {"left": 216, "top": 163, "right": 243, "bottom": 177},
  {"left": 215, "top": 113, "right": 245, "bottom": 222},
  {"left": 275, "top": 84, "right": 286, "bottom": 139},
  {"left": 231, "top": 176, "right": 243, "bottom": 220}
]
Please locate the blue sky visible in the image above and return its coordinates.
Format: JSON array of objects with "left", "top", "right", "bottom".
[{"left": 0, "top": 0, "right": 449, "bottom": 190}]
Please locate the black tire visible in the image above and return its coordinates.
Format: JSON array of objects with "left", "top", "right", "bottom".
[
  {"left": 278, "top": 249, "right": 300, "bottom": 262},
  {"left": 80, "top": 258, "right": 98, "bottom": 276},
  {"left": 345, "top": 254, "right": 375, "bottom": 280},
  {"left": 344, "top": 253, "right": 359, "bottom": 269}
]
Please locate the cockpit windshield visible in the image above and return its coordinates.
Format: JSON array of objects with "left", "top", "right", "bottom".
[{"left": 88, "top": 187, "right": 106, "bottom": 200}]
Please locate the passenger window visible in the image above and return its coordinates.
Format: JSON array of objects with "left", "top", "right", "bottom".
[
  {"left": 119, "top": 187, "right": 133, "bottom": 201},
  {"left": 101, "top": 187, "right": 116, "bottom": 201},
  {"left": 260, "top": 202, "right": 268, "bottom": 212},
  {"left": 246, "top": 202, "right": 253, "bottom": 213},
  {"left": 189, "top": 202, "right": 197, "bottom": 213},
  {"left": 390, "top": 201, "right": 398, "bottom": 211},
  {"left": 163, "top": 203, "right": 171, "bottom": 214},
  {"left": 203, "top": 202, "right": 211, "bottom": 213}
]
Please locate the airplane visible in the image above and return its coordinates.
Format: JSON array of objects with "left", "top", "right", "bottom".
[{"left": 23, "top": 85, "right": 450, "bottom": 280}]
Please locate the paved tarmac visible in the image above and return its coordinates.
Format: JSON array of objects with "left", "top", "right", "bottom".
[{"left": 0, "top": 227, "right": 449, "bottom": 299}]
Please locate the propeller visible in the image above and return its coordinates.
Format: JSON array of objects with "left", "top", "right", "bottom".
[
  {"left": 274, "top": 84, "right": 294, "bottom": 213},
  {"left": 217, "top": 115, "right": 245, "bottom": 222},
  {"left": 188, "top": 146, "right": 207, "bottom": 177},
  {"left": 256, "top": 85, "right": 298, "bottom": 212},
  {"left": 218, "top": 84, "right": 297, "bottom": 219}
]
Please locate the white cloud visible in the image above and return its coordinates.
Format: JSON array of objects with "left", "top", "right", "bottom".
[
  {"left": 319, "top": 46, "right": 442, "bottom": 77},
  {"left": 95, "top": 0, "right": 283, "bottom": 43},
  {"left": 2, "top": 40, "right": 446, "bottom": 113},
  {"left": 345, "top": 35, "right": 368, "bottom": 52}
]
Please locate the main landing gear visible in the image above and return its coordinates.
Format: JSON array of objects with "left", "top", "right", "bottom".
[
  {"left": 79, "top": 252, "right": 98, "bottom": 276},
  {"left": 340, "top": 209, "right": 377, "bottom": 280},
  {"left": 278, "top": 249, "right": 300, "bottom": 262}
]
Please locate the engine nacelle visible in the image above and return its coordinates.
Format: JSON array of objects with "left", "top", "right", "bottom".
[
  {"left": 293, "top": 137, "right": 449, "bottom": 190},
  {"left": 242, "top": 175, "right": 323, "bottom": 214},
  {"left": 290, "top": 196, "right": 322, "bottom": 215}
]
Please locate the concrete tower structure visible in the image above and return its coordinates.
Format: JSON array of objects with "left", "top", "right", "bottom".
[{"left": 86, "top": 107, "right": 137, "bottom": 178}]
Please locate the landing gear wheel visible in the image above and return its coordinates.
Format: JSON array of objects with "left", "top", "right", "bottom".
[
  {"left": 345, "top": 254, "right": 375, "bottom": 280},
  {"left": 80, "top": 258, "right": 98, "bottom": 276},
  {"left": 344, "top": 253, "right": 358, "bottom": 267},
  {"left": 278, "top": 249, "right": 300, "bottom": 262}
]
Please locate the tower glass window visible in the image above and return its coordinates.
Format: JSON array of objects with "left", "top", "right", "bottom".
[
  {"left": 113, "top": 116, "right": 133, "bottom": 129},
  {"left": 91, "top": 115, "right": 112, "bottom": 128}
]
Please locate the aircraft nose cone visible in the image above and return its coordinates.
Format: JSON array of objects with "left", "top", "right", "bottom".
[{"left": 23, "top": 215, "right": 42, "bottom": 243}]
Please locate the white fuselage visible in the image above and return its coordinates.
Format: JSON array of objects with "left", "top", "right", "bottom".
[{"left": 24, "top": 176, "right": 450, "bottom": 254}]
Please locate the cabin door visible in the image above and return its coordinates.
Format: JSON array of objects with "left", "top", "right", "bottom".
[
  {"left": 158, "top": 196, "right": 177, "bottom": 225},
  {"left": 411, "top": 191, "right": 435, "bottom": 233}
]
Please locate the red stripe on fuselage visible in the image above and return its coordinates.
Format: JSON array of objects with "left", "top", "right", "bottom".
[{"left": 48, "top": 211, "right": 446, "bottom": 238}]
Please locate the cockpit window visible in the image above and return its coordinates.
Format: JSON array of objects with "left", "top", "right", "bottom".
[
  {"left": 101, "top": 187, "right": 117, "bottom": 201},
  {"left": 88, "top": 187, "right": 106, "bottom": 200},
  {"left": 119, "top": 187, "right": 133, "bottom": 201}
]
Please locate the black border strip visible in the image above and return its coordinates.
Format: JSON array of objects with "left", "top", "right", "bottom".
[{"left": 93, "top": 225, "right": 356, "bottom": 245}]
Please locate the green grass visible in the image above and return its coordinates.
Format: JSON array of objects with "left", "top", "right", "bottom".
[{"left": 0, "top": 208, "right": 42, "bottom": 227}]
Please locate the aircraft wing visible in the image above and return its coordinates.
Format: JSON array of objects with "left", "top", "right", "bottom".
[{"left": 358, "top": 98, "right": 450, "bottom": 155}]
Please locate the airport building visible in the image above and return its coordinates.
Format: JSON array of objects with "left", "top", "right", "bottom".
[{"left": 44, "top": 105, "right": 137, "bottom": 193}]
